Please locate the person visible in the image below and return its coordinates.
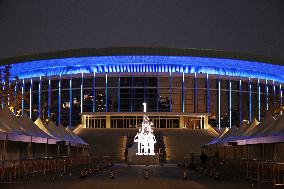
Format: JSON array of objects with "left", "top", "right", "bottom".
[
  {"left": 190, "top": 152, "right": 195, "bottom": 169},
  {"left": 200, "top": 151, "right": 208, "bottom": 169}
]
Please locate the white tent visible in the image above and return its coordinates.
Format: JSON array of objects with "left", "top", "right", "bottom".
[
  {"left": 208, "top": 127, "right": 229, "bottom": 145},
  {"left": 34, "top": 118, "right": 62, "bottom": 141},
  {"left": 229, "top": 122, "right": 249, "bottom": 142},
  {"left": 65, "top": 126, "right": 88, "bottom": 146},
  {"left": 20, "top": 114, "right": 57, "bottom": 144},
  {"left": 209, "top": 126, "right": 238, "bottom": 145},
  {"left": 0, "top": 107, "right": 31, "bottom": 142}
]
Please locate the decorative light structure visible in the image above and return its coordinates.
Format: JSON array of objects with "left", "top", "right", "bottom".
[{"left": 134, "top": 103, "right": 156, "bottom": 155}]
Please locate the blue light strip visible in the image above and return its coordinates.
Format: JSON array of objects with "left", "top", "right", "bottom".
[
  {"left": 38, "top": 76, "right": 41, "bottom": 118},
  {"left": 156, "top": 73, "right": 159, "bottom": 112},
  {"left": 69, "top": 78, "right": 72, "bottom": 127},
  {"left": 182, "top": 72, "right": 185, "bottom": 112},
  {"left": 280, "top": 84, "right": 283, "bottom": 115},
  {"left": 170, "top": 71, "right": 172, "bottom": 112},
  {"left": 229, "top": 80, "right": 232, "bottom": 128},
  {"left": 249, "top": 77, "right": 252, "bottom": 123},
  {"left": 21, "top": 79, "right": 24, "bottom": 116},
  {"left": 131, "top": 73, "right": 134, "bottom": 112},
  {"left": 273, "top": 80, "right": 276, "bottom": 110},
  {"left": 14, "top": 80, "right": 17, "bottom": 114},
  {"left": 218, "top": 78, "right": 221, "bottom": 130},
  {"left": 105, "top": 73, "right": 108, "bottom": 112},
  {"left": 30, "top": 79, "right": 32, "bottom": 119},
  {"left": 58, "top": 74, "right": 61, "bottom": 125},
  {"left": 118, "top": 73, "right": 120, "bottom": 112},
  {"left": 258, "top": 79, "right": 261, "bottom": 121},
  {"left": 1, "top": 82, "right": 4, "bottom": 108},
  {"left": 93, "top": 72, "right": 95, "bottom": 112},
  {"left": 239, "top": 80, "right": 242, "bottom": 126},
  {"left": 194, "top": 72, "right": 197, "bottom": 113},
  {"left": 48, "top": 78, "right": 51, "bottom": 119},
  {"left": 10, "top": 55, "right": 284, "bottom": 83},
  {"left": 7, "top": 81, "right": 10, "bottom": 106},
  {"left": 206, "top": 73, "right": 210, "bottom": 113},
  {"left": 266, "top": 79, "right": 268, "bottom": 111},
  {"left": 81, "top": 73, "right": 83, "bottom": 114}
]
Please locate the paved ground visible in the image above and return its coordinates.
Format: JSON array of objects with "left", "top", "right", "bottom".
[{"left": 1, "top": 164, "right": 273, "bottom": 189}]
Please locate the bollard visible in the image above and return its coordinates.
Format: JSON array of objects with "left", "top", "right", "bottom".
[
  {"left": 109, "top": 169, "right": 114, "bottom": 179},
  {"left": 215, "top": 169, "right": 220, "bottom": 180},
  {"left": 209, "top": 169, "right": 213, "bottom": 177},
  {"left": 145, "top": 169, "right": 149, "bottom": 180},
  {"left": 183, "top": 169, "right": 188, "bottom": 180},
  {"left": 203, "top": 168, "right": 207, "bottom": 176}
]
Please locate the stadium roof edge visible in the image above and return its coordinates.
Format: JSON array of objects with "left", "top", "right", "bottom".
[{"left": 0, "top": 47, "right": 283, "bottom": 66}]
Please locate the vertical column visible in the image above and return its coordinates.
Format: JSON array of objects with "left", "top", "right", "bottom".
[
  {"left": 106, "top": 115, "right": 110, "bottom": 128},
  {"left": 218, "top": 78, "right": 221, "bottom": 130},
  {"left": 1, "top": 82, "right": 4, "bottom": 108},
  {"left": 30, "top": 79, "right": 33, "bottom": 119},
  {"left": 131, "top": 73, "right": 134, "bottom": 112},
  {"left": 118, "top": 73, "right": 120, "bottom": 112},
  {"left": 280, "top": 84, "right": 283, "bottom": 115},
  {"left": 273, "top": 80, "right": 276, "bottom": 110},
  {"left": 170, "top": 71, "right": 172, "bottom": 112},
  {"left": 93, "top": 72, "right": 96, "bottom": 112},
  {"left": 156, "top": 74, "right": 159, "bottom": 112},
  {"left": 21, "top": 79, "right": 25, "bottom": 116},
  {"left": 7, "top": 81, "right": 10, "bottom": 106},
  {"left": 80, "top": 73, "right": 84, "bottom": 114},
  {"left": 0, "top": 76, "right": 2, "bottom": 108},
  {"left": 179, "top": 116, "right": 184, "bottom": 128},
  {"left": 194, "top": 72, "right": 197, "bottom": 113},
  {"left": 69, "top": 77, "right": 72, "bottom": 127},
  {"left": 48, "top": 78, "right": 51, "bottom": 120},
  {"left": 206, "top": 73, "right": 210, "bottom": 113},
  {"left": 38, "top": 76, "right": 42, "bottom": 118},
  {"left": 14, "top": 80, "right": 17, "bottom": 114},
  {"left": 265, "top": 79, "right": 268, "bottom": 111},
  {"left": 257, "top": 79, "right": 261, "bottom": 121},
  {"left": 229, "top": 80, "right": 232, "bottom": 128},
  {"left": 182, "top": 72, "right": 185, "bottom": 112},
  {"left": 239, "top": 79, "right": 242, "bottom": 126},
  {"left": 204, "top": 115, "right": 208, "bottom": 129},
  {"left": 105, "top": 73, "right": 108, "bottom": 112},
  {"left": 249, "top": 77, "right": 252, "bottom": 123},
  {"left": 58, "top": 74, "right": 61, "bottom": 125}
]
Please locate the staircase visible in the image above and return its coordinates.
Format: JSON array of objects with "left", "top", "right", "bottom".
[
  {"left": 76, "top": 128, "right": 128, "bottom": 162},
  {"left": 161, "top": 129, "right": 217, "bottom": 162}
]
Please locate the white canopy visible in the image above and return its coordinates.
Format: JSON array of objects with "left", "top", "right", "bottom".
[
  {"left": 20, "top": 114, "right": 57, "bottom": 144},
  {"left": 0, "top": 107, "right": 31, "bottom": 142}
]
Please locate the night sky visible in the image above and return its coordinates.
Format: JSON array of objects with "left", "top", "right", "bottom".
[{"left": 0, "top": 0, "right": 283, "bottom": 64}]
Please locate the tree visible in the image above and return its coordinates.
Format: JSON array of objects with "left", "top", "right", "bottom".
[{"left": 1, "top": 65, "right": 28, "bottom": 116}]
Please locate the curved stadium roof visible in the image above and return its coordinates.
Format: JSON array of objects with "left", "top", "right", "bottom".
[{"left": 1, "top": 47, "right": 284, "bottom": 82}]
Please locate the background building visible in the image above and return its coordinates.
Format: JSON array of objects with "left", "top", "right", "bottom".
[{"left": 1, "top": 47, "right": 283, "bottom": 129}]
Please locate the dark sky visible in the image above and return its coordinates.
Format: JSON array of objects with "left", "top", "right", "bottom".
[{"left": 0, "top": 0, "right": 284, "bottom": 62}]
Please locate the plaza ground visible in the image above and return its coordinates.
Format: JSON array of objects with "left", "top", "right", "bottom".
[{"left": 1, "top": 164, "right": 272, "bottom": 189}]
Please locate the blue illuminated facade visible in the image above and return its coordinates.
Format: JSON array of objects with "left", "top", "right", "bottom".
[{"left": 1, "top": 49, "right": 283, "bottom": 129}]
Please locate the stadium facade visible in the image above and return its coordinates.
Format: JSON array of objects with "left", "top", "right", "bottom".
[{"left": 1, "top": 47, "right": 283, "bottom": 130}]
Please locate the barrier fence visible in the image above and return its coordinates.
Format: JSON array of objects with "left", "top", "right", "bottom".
[
  {"left": 0, "top": 156, "right": 92, "bottom": 183},
  {"left": 206, "top": 158, "right": 284, "bottom": 186}
]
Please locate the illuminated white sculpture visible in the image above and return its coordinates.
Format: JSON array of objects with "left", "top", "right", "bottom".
[{"left": 134, "top": 115, "right": 156, "bottom": 155}]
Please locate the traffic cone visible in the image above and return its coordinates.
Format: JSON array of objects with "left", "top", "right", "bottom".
[
  {"left": 145, "top": 169, "right": 149, "bottom": 180},
  {"left": 109, "top": 169, "right": 114, "bottom": 179},
  {"left": 215, "top": 169, "right": 220, "bottom": 180},
  {"left": 183, "top": 169, "right": 188, "bottom": 180}
]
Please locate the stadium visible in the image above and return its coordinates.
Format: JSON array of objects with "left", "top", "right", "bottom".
[
  {"left": 1, "top": 47, "right": 284, "bottom": 187},
  {"left": 2, "top": 47, "right": 283, "bottom": 129}
]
